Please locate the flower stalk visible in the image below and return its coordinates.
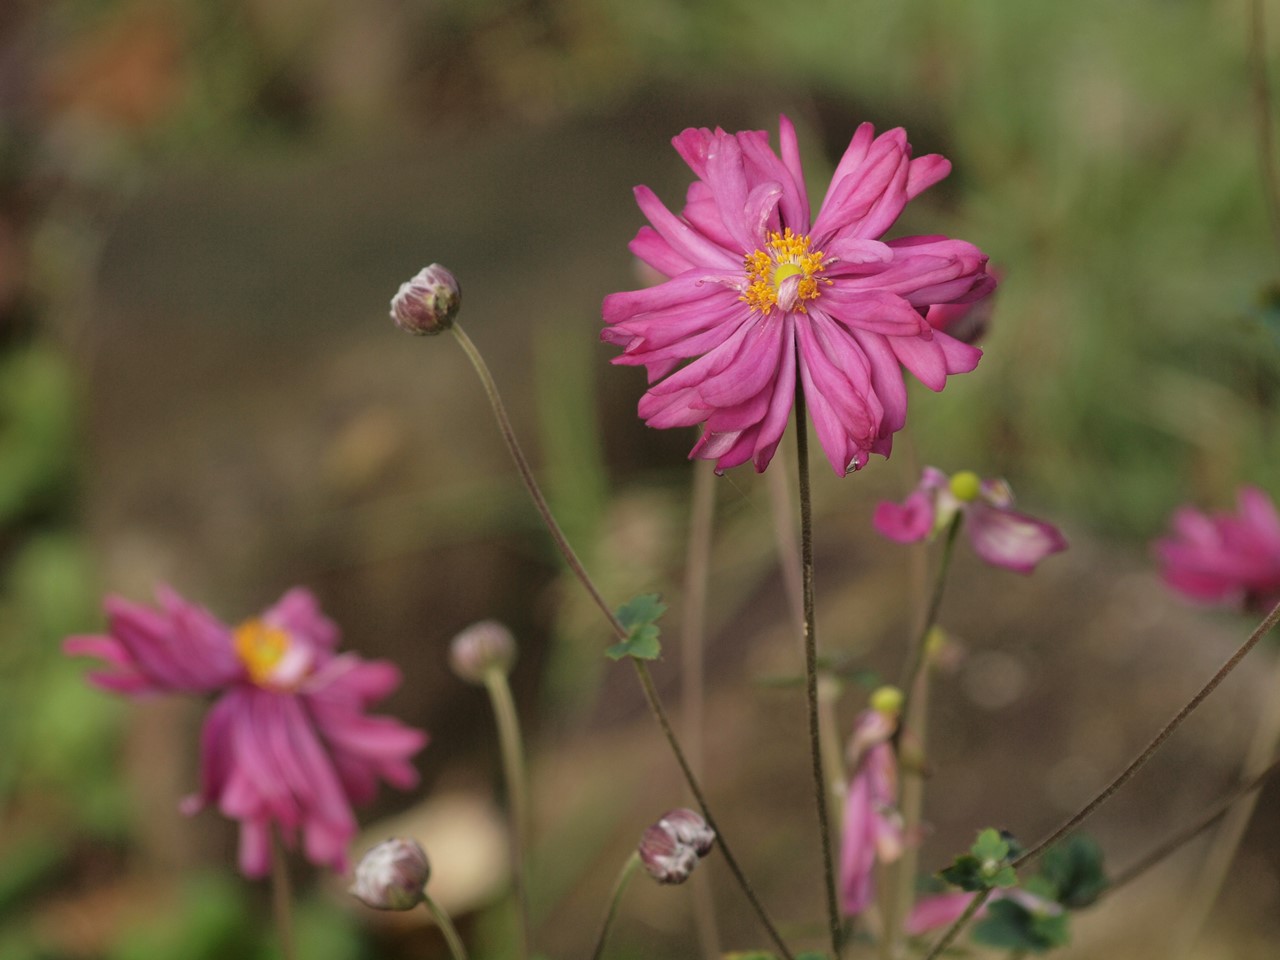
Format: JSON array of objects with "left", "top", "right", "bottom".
[
  {"left": 483, "top": 665, "right": 532, "bottom": 960},
  {"left": 423, "top": 891, "right": 471, "bottom": 960},
  {"left": 449, "top": 322, "right": 794, "bottom": 960},
  {"left": 590, "top": 852, "right": 641, "bottom": 960},
  {"left": 792, "top": 379, "right": 843, "bottom": 958},
  {"left": 270, "top": 829, "right": 297, "bottom": 960},
  {"left": 1013, "top": 597, "right": 1280, "bottom": 870}
]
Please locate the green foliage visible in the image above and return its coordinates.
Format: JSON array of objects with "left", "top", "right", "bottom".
[
  {"left": 939, "top": 829, "right": 1020, "bottom": 892},
  {"left": 605, "top": 594, "right": 666, "bottom": 661},
  {"left": 1038, "top": 834, "right": 1108, "bottom": 909},
  {"left": 971, "top": 898, "right": 1070, "bottom": 953}
]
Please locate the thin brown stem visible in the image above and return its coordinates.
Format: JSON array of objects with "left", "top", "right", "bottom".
[
  {"left": 270, "top": 829, "right": 297, "bottom": 960},
  {"left": 450, "top": 323, "right": 792, "bottom": 959},
  {"left": 1109, "top": 754, "right": 1280, "bottom": 893},
  {"left": 1013, "top": 597, "right": 1280, "bottom": 869},
  {"left": 681, "top": 458, "right": 722, "bottom": 959},
  {"left": 793, "top": 381, "right": 843, "bottom": 958},
  {"left": 920, "top": 887, "right": 993, "bottom": 960},
  {"left": 896, "top": 514, "right": 962, "bottom": 717}
]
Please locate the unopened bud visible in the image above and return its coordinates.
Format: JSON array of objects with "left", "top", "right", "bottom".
[
  {"left": 870, "top": 685, "right": 903, "bottom": 717},
  {"left": 449, "top": 620, "right": 517, "bottom": 684},
  {"left": 948, "top": 470, "right": 981, "bottom": 503},
  {"left": 390, "top": 264, "right": 461, "bottom": 335},
  {"left": 656, "top": 808, "right": 715, "bottom": 857},
  {"left": 349, "top": 838, "right": 430, "bottom": 911},
  {"left": 638, "top": 822, "right": 699, "bottom": 884},
  {"left": 638, "top": 808, "right": 715, "bottom": 884}
]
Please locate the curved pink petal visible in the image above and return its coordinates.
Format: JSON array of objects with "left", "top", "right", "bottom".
[
  {"left": 874, "top": 490, "right": 935, "bottom": 543},
  {"left": 967, "top": 501, "right": 1068, "bottom": 574}
]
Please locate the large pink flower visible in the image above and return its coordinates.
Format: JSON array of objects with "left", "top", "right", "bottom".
[
  {"left": 602, "top": 116, "right": 995, "bottom": 475},
  {"left": 1154, "top": 486, "right": 1280, "bottom": 611},
  {"left": 64, "top": 586, "right": 427, "bottom": 877}
]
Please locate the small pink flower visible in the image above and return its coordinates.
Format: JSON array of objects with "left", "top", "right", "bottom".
[
  {"left": 65, "top": 586, "right": 428, "bottom": 877},
  {"left": 840, "top": 704, "right": 904, "bottom": 916},
  {"left": 603, "top": 116, "right": 995, "bottom": 476},
  {"left": 874, "top": 467, "right": 1067, "bottom": 574},
  {"left": 1154, "top": 486, "right": 1280, "bottom": 611}
]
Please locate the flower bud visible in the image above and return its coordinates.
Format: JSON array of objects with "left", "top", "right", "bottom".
[
  {"left": 349, "top": 838, "right": 430, "bottom": 911},
  {"left": 638, "top": 822, "right": 699, "bottom": 884},
  {"left": 869, "top": 685, "right": 903, "bottom": 717},
  {"left": 948, "top": 470, "right": 981, "bottom": 503},
  {"left": 390, "top": 264, "right": 461, "bottom": 335},
  {"left": 638, "top": 808, "right": 715, "bottom": 884},
  {"left": 656, "top": 808, "right": 715, "bottom": 857},
  {"left": 449, "top": 620, "right": 517, "bottom": 684}
]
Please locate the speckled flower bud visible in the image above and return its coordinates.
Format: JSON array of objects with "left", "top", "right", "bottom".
[
  {"left": 390, "top": 264, "right": 460, "bottom": 335},
  {"left": 448, "top": 620, "right": 517, "bottom": 684},
  {"left": 656, "top": 808, "right": 715, "bottom": 857},
  {"left": 349, "top": 838, "right": 430, "bottom": 911},
  {"left": 638, "top": 822, "right": 699, "bottom": 884},
  {"left": 638, "top": 808, "right": 715, "bottom": 884}
]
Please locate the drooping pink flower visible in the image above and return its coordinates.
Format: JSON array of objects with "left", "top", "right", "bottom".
[
  {"left": 602, "top": 116, "right": 995, "bottom": 476},
  {"left": 840, "top": 700, "right": 904, "bottom": 916},
  {"left": 1154, "top": 486, "right": 1280, "bottom": 611},
  {"left": 64, "top": 586, "right": 427, "bottom": 877},
  {"left": 874, "top": 467, "right": 1067, "bottom": 574}
]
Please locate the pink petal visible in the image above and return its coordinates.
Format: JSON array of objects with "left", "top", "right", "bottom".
[
  {"left": 874, "top": 490, "right": 935, "bottom": 543},
  {"left": 967, "top": 502, "right": 1068, "bottom": 573}
]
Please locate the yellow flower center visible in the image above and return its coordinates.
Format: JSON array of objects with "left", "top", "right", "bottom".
[
  {"left": 741, "top": 229, "right": 830, "bottom": 315},
  {"left": 233, "top": 619, "right": 293, "bottom": 686}
]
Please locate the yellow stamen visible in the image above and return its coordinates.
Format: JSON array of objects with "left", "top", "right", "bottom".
[
  {"left": 740, "top": 228, "right": 830, "bottom": 315},
  {"left": 233, "top": 619, "right": 291, "bottom": 686}
]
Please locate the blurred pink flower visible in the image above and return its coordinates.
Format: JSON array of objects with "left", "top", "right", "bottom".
[
  {"left": 1155, "top": 486, "right": 1280, "bottom": 611},
  {"left": 874, "top": 467, "right": 1067, "bottom": 574},
  {"left": 905, "top": 888, "right": 1059, "bottom": 936},
  {"left": 840, "top": 707, "right": 904, "bottom": 916},
  {"left": 602, "top": 116, "right": 995, "bottom": 476},
  {"left": 65, "top": 586, "right": 427, "bottom": 877}
]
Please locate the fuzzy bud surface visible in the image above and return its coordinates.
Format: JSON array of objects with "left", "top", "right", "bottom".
[
  {"left": 390, "top": 264, "right": 461, "bottom": 335},
  {"left": 349, "top": 837, "right": 431, "bottom": 911}
]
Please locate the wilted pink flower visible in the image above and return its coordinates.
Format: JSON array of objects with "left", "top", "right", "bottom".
[
  {"left": 64, "top": 587, "right": 427, "bottom": 877},
  {"left": 1155, "top": 486, "right": 1280, "bottom": 611},
  {"left": 874, "top": 467, "right": 1067, "bottom": 574},
  {"left": 602, "top": 116, "right": 994, "bottom": 476},
  {"left": 840, "top": 701, "right": 904, "bottom": 916}
]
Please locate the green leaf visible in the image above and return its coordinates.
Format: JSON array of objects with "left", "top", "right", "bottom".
[
  {"left": 605, "top": 593, "right": 666, "bottom": 661},
  {"left": 971, "top": 899, "right": 1070, "bottom": 953},
  {"left": 972, "top": 828, "right": 1010, "bottom": 863},
  {"left": 1039, "top": 834, "right": 1108, "bottom": 908},
  {"left": 940, "top": 828, "right": 1020, "bottom": 891}
]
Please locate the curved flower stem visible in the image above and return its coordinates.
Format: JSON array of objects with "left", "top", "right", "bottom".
[
  {"left": 1012, "top": 597, "right": 1280, "bottom": 871},
  {"left": 423, "top": 891, "right": 471, "bottom": 960},
  {"left": 1248, "top": 0, "right": 1280, "bottom": 258},
  {"left": 589, "top": 851, "right": 641, "bottom": 960},
  {"left": 919, "top": 887, "right": 992, "bottom": 960},
  {"left": 269, "top": 829, "right": 297, "bottom": 960},
  {"left": 483, "top": 667, "right": 532, "bottom": 960},
  {"left": 791, "top": 381, "right": 842, "bottom": 959},
  {"left": 1108, "top": 754, "right": 1280, "bottom": 893},
  {"left": 1170, "top": 648, "right": 1280, "bottom": 958},
  {"left": 895, "top": 513, "right": 962, "bottom": 713},
  {"left": 449, "top": 323, "right": 793, "bottom": 960},
  {"left": 681, "top": 458, "right": 722, "bottom": 959}
]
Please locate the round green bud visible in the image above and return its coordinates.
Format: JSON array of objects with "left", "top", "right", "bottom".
[{"left": 948, "top": 470, "right": 982, "bottom": 503}]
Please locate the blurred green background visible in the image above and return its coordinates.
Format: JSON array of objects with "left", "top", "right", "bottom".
[{"left": 1, "top": 0, "right": 1278, "bottom": 957}]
